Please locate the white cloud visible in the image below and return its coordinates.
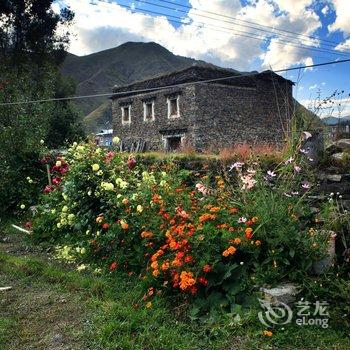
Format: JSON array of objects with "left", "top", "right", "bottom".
[
  {"left": 328, "top": 0, "right": 350, "bottom": 35},
  {"left": 309, "top": 84, "right": 318, "bottom": 90},
  {"left": 321, "top": 5, "right": 329, "bottom": 15},
  {"left": 300, "top": 96, "right": 350, "bottom": 118},
  {"left": 335, "top": 38, "right": 350, "bottom": 51},
  {"left": 57, "top": 0, "right": 323, "bottom": 71}
]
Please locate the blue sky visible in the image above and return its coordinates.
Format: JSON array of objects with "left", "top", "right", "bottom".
[{"left": 55, "top": 0, "right": 350, "bottom": 117}]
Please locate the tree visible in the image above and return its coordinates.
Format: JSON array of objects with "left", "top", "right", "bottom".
[{"left": 0, "top": 1, "right": 83, "bottom": 215}]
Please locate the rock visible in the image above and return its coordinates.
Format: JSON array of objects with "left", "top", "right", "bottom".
[
  {"left": 336, "top": 139, "right": 350, "bottom": 151},
  {"left": 0, "top": 287, "right": 12, "bottom": 292},
  {"left": 301, "top": 131, "right": 324, "bottom": 165},
  {"left": 312, "top": 231, "right": 336, "bottom": 275},
  {"left": 260, "top": 283, "right": 299, "bottom": 306},
  {"left": 326, "top": 174, "right": 342, "bottom": 182},
  {"left": 325, "top": 143, "right": 342, "bottom": 156},
  {"left": 331, "top": 152, "right": 346, "bottom": 162}
]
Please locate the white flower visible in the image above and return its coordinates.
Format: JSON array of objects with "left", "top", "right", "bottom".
[
  {"left": 20, "top": 204, "right": 25, "bottom": 209},
  {"left": 77, "top": 264, "right": 87, "bottom": 271},
  {"left": 294, "top": 165, "right": 301, "bottom": 172},
  {"left": 300, "top": 148, "right": 309, "bottom": 155},
  {"left": 101, "top": 182, "right": 114, "bottom": 191},
  {"left": 137, "top": 205, "right": 143, "bottom": 213},
  {"left": 302, "top": 131, "right": 312, "bottom": 140},
  {"left": 237, "top": 217, "right": 247, "bottom": 223},
  {"left": 113, "top": 136, "right": 120, "bottom": 144},
  {"left": 62, "top": 205, "right": 68, "bottom": 212},
  {"left": 284, "top": 157, "right": 294, "bottom": 164},
  {"left": 40, "top": 139, "right": 45, "bottom": 145},
  {"left": 267, "top": 170, "right": 276, "bottom": 177},
  {"left": 56, "top": 160, "right": 62, "bottom": 167}
]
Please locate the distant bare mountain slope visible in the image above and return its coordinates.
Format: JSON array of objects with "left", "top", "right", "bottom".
[{"left": 60, "top": 42, "right": 214, "bottom": 132}]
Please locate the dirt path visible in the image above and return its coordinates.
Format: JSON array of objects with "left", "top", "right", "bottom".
[{"left": 0, "top": 231, "right": 90, "bottom": 350}]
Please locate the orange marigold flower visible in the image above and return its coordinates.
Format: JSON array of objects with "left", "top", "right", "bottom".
[
  {"left": 179, "top": 271, "right": 196, "bottom": 290},
  {"left": 161, "top": 262, "right": 170, "bottom": 271},
  {"left": 210, "top": 207, "right": 220, "bottom": 213},
  {"left": 252, "top": 216, "right": 259, "bottom": 223},
  {"left": 172, "top": 259, "right": 183, "bottom": 267},
  {"left": 141, "top": 231, "right": 153, "bottom": 238},
  {"left": 199, "top": 213, "right": 216, "bottom": 223},
  {"left": 146, "top": 301, "right": 152, "bottom": 309},
  {"left": 203, "top": 264, "right": 212, "bottom": 273},
  {"left": 255, "top": 240, "right": 261, "bottom": 246},
  {"left": 263, "top": 330, "right": 273, "bottom": 337},
  {"left": 96, "top": 215, "right": 104, "bottom": 223},
  {"left": 234, "top": 238, "right": 241, "bottom": 245},
  {"left": 120, "top": 220, "right": 129, "bottom": 230},
  {"left": 152, "top": 269, "right": 160, "bottom": 277},
  {"left": 245, "top": 227, "right": 253, "bottom": 239},
  {"left": 102, "top": 223, "right": 110, "bottom": 230},
  {"left": 229, "top": 208, "right": 238, "bottom": 214},
  {"left": 150, "top": 261, "right": 158, "bottom": 270},
  {"left": 109, "top": 261, "right": 118, "bottom": 271},
  {"left": 223, "top": 246, "right": 237, "bottom": 257},
  {"left": 122, "top": 198, "right": 129, "bottom": 205},
  {"left": 176, "top": 251, "right": 185, "bottom": 259},
  {"left": 245, "top": 220, "right": 254, "bottom": 226}
]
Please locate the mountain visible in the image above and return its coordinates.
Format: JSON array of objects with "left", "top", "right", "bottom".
[
  {"left": 60, "top": 42, "right": 213, "bottom": 132},
  {"left": 322, "top": 116, "right": 350, "bottom": 126}
]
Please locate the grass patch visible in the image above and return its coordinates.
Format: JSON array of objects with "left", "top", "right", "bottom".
[{"left": 1, "top": 231, "right": 350, "bottom": 349}]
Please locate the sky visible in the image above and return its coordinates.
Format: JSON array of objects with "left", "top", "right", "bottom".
[{"left": 53, "top": 0, "right": 350, "bottom": 117}]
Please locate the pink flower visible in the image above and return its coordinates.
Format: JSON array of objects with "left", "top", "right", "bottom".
[
  {"left": 127, "top": 156, "right": 136, "bottom": 170},
  {"left": 301, "top": 181, "right": 311, "bottom": 190},
  {"left": 43, "top": 185, "right": 54, "bottom": 193},
  {"left": 195, "top": 183, "right": 208, "bottom": 196},
  {"left": 294, "top": 165, "right": 301, "bottom": 172},
  {"left": 229, "top": 162, "right": 244, "bottom": 171},
  {"left": 105, "top": 151, "right": 115, "bottom": 163},
  {"left": 240, "top": 175, "right": 256, "bottom": 190},
  {"left": 52, "top": 177, "right": 61, "bottom": 185},
  {"left": 238, "top": 217, "right": 247, "bottom": 223}
]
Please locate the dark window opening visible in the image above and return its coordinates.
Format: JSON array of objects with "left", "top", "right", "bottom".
[
  {"left": 145, "top": 102, "right": 153, "bottom": 120},
  {"left": 122, "top": 106, "right": 130, "bottom": 122},
  {"left": 167, "top": 136, "right": 182, "bottom": 151},
  {"left": 169, "top": 98, "right": 178, "bottom": 116}
]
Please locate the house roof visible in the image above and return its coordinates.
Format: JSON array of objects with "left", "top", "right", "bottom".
[{"left": 111, "top": 65, "right": 294, "bottom": 98}]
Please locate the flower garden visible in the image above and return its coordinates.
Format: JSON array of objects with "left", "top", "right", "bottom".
[
  {"left": 28, "top": 134, "right": 342, "bottom": 315},
  {"left": 2, "top": 132, "right": 350, "bottom": 348}
]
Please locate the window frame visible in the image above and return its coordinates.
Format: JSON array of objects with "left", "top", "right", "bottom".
[
  {"left": 143, "top": 100, "right": 155, "bottom": 122},
  {"left": 167, "top": 96, "right": 180, "bottom": 119},
  {"left": 121, "top": 105, "right": 131, "bottom": 125}
]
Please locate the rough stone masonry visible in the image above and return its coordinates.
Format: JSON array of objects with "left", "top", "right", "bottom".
[{"left": 111, "top": 65, "right": 294, "bottom": 152}]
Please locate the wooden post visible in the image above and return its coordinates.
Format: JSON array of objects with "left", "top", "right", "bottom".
[{"left": 46, "top": 164, "right": 52, "bottom": 186}]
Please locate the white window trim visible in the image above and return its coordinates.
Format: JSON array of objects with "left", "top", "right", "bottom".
[
  {"left": 167, "top": 96, "right": 180, "bottom": 119},
  {"left": 121, "top": 105, "right": 131, "bottom": 125},
  {"left": 143, "top": 101, "right": 155, "bottom": 122}
]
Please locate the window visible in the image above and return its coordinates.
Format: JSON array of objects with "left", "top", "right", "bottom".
[
  {"left": 167, "top": 96, "right": 180, "bottom": 118},
  {"left": 143, "top": 101, "right": 154, "bottom": 121},
  {"left": 121, "top": 105, "right": 131, "bottom": 124}
]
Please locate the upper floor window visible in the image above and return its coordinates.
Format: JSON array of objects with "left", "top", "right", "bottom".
[
  {"left": 121, "top": 105, "right": 131, "bottom": 125},
  {"left": 143, "top": 101, "right": 155, "bottom": 121},
  {"left": 167, "top": 96, "right": 180, "bottom": 118}
]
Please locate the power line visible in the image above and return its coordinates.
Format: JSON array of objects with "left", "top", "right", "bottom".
[
  {"left": 155, "top": 0, "right": 343, "bottom": 49},
  {"left": 1, "top": 58, "right": 349, "bottom": 106},
  {"left": 138, "top": 0, "right": 347, "bottom": 53},
  {"left": 98, "top": 0, "right": 349, "bottom": 58}
]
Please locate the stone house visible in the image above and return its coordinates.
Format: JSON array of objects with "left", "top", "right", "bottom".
[{"left": 111, "top": 66, "right": 293, "bottom": 152}]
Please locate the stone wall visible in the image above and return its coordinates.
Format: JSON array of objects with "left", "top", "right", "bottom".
[
  {"left": 192, "top": 80, "right": 292, "bottom": 151},
  {"left": 112, "top": 85, "right": 197, "bottom": 150},
  {"left": 112, "top": 78, "right": 293, "bottom": 151}
]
